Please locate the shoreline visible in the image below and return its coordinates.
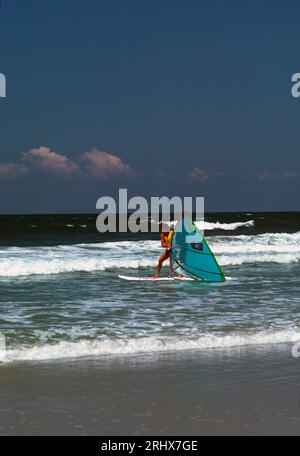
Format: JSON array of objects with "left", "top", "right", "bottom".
[{"left": 1, "top": 343, "right": 300, "bottom": 435}]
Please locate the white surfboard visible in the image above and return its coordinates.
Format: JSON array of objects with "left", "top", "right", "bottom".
[
  {"left": 118, "top": 275, "right": 175, "bottom": 281},
  {"left": 118, "top": 275, "right": 194, "bottom": 282}
]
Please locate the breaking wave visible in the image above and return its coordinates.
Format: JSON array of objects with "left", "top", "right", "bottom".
[
  {"left": 1, "top": 329, "right": 299, "bottom": 363},
  {"left": 0, "top": 232, "right": 299, "bottom": 277},
  {"left": 163, "top": 220, "right": 254, "bottom": 231}
]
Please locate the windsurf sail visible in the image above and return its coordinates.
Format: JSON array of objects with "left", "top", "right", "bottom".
[{"left": 171, "top": 217, "right": 225, "bottom": 282}]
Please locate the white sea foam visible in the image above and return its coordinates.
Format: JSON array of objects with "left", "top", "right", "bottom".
[
  {"left": 0, "top": 232, "right": 299, "bottom": 277},
  {"left": 0, "top": 257, "right": 156, "bottom": 277},
  {"left": 212, "top": 232, "right": 300, "bottom": 265},
  {"left": 196, "top": 220, "right": 254, "bottom": 230},
  {"left": 163, "top": 220, "right": 254, "bottom": 230},
  {"left": 219, "top": 252, "right": 300, "bottom": 266},
  {"left": 0, "top": 329, "right": 299, "bottom": 363}
]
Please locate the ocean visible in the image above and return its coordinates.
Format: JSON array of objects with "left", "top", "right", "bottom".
[{"left": 0, "top": 211, "right": 299, "bottom": 363}]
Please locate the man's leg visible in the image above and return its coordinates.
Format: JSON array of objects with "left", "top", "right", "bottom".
[{"left": 156, "top": 250, "right": 171, "bottom": 277}]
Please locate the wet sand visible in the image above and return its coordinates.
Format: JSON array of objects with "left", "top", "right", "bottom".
[{"left": 0, "top": 344, "right": 300, "bottom": 435}]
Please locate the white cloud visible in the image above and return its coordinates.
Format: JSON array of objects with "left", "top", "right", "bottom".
[
  {"left": 81, "top": 149, "right": 134, "bottom": 179},
  {"left": 0, "top": 163, "right": 28, "bottom": 178},
  {"left": 186, "top": 167, "right": 224, "bottom": 181},
  {"left": 256, "top": 169, "right": 300, "bottom": 181},
  {"left": 23, "top": 147, "right": 79, "bottom": 175}
]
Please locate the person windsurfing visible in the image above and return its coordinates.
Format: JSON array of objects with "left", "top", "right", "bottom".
[{"left": 156, "top": 228, "right": 174, "bottom": 278}]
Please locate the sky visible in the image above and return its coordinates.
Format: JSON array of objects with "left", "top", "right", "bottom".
[{"left": 0, "top": 0, "right": 300, "bottom": 213}]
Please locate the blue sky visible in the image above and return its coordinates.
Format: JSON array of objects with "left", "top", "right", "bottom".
[{"left": 0, "top": 0, "right": 300, "bottom": 213}]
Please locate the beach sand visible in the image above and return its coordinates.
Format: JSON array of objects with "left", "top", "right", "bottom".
[{"left": 0, "top": 344, "right": 300, "bottom": 435}]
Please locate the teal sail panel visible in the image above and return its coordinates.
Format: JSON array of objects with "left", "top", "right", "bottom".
[{"left": 171, "top": 218, "right": 225, "bottom": 283}]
